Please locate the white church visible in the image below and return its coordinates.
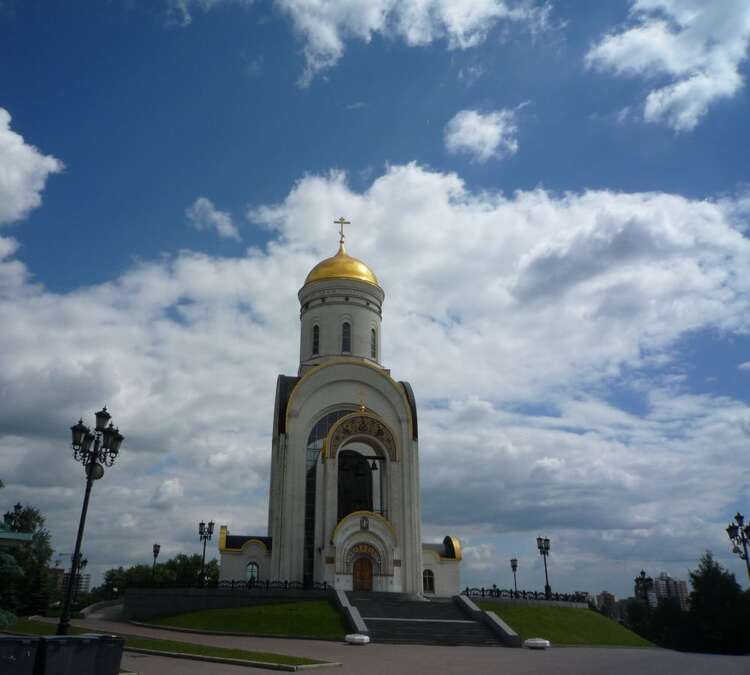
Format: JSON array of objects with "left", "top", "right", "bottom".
[{"left": 219, "top": 220, "right": 461, "bottom": 596}]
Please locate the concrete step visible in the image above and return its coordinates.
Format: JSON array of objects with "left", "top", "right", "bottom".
[
  {"left": 364, "top": 618, "right": 502, "bottom": 646},
  {"left": 345, "top": 592, "right": 505, "bottom": 646}
]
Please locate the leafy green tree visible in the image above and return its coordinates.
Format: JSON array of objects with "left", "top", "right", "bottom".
[
  {"left": 685, "top": 551, "right": 750, "bottom": 654},
  {"left": 1, "top": 502, "right": 54, "bottom": 614},
  {"left": 0, "top": 550, "right": 23, "bottom": 627},
  {"left": 623, "top": 597, "right": 652, "bottom": 642},
  {"left": 92, "top": 553, "right": 219, "bottom": 597},
  {"left": 649, "top": 597, "right": 688, "bottom": 650}
]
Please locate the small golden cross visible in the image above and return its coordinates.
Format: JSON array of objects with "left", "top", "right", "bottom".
[
  {"left": 358, "top": 389, "right": 367, "bottom": 413},
  {"left": 334, "top": 216, "right": 350, "bottom": 244}
]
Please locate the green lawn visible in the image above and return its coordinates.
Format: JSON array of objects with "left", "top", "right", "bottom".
[
  {"left": 4, "top": 617, "right": 323, "bottom": 666},
  {"left": 477, "top": 603, "right": 653, "bottom": 648},
  {"left": 148, "top": 600, "right": 349, "bottom": 640}
]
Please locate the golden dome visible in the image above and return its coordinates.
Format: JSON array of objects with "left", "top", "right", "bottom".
[{"left": 305, "top": 242, "right": 380, "bottom": 287}]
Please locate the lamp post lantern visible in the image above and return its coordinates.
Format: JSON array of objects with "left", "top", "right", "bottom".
[
  {"left": 152, "top": 543, "right": 161, "bottom": 581},
  {"left": 57, "top": 407, "right": 124, "bottom": 635},
  {"left": 510, "top": 558, "right": 518, "bottom": 595},
  {"left": 198, "top": 520, "right": 214, "bottom": 587},
  {"left": 726, "top": 512, "right": 750, "bottom": 580},
  {"left": 536, "top": 536, "right": 551, "bottom": 599}
]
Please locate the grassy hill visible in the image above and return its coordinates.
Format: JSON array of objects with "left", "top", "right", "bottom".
[
  {"left": 148, "top": 600, "right": 349, "bottom": 640},
  {"left": 477, "top": 602, "right": 653, "bottom": 647}
]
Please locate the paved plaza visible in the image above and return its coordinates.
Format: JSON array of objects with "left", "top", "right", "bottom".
[{"left": 66, "top": 617, "right": 750, "bottom": 675}]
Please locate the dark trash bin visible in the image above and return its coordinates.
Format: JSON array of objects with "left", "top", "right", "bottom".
[
  {"left": 79, "top": 634, "right": 125, "bottom": 675},
  {"left": 33, "top": 635, "right": 97, "bottom": 675},
  {"left": 0, "top": 636, "right": 39, "bottom": 675}
]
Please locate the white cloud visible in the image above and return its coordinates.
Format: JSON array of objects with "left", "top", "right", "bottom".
[
  {"left": 276, "top": 0, "right": 550, "bottom": 85},
  {"left": 186, "top": 197, "right": 241, "bottom": 240},
  {"left": 585, "top": 1, "right": 750, "bottom": 131},
  {"left": 458, "top": 64, "right": 486, "bottom": 86},
  {"left": 0, "top": 108, "right": 63, "bottom": 226},
  {"left": 2, "top": 162, "right": 750, "bottom": 594},
  {"left": 169, "top": 0, "right": 552, "bottom": 84},
  {"left": 444, "top": 108, "right": 519, "bottom": 162},
  {"left": 151, "top": 478, "right": 185, "bottom": 509},
  {"left": 739, "top": 361, "right": 750, "bottom": 371}
]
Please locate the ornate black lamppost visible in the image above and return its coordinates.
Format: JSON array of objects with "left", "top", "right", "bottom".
[
  {"left": 152, "top": 543, "right": 161, "bottom": 581},
  {"left": 726, "top": 512, "right": 750, "bottom": 580},
  {"left": 198, "top": 520, "right": 214, "bottom": 586},
  {"left": 536, "top": 536, "right": 551, "bottom": 599},
  {"left": 57, "top": 407, "right": 124, "bottom": 635},
  {"left": 510, "top": 558, "right": 519, "bottom": 595}
]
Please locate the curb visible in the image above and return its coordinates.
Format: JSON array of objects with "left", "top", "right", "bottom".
[
  {"left": 124, "top": 647, "right": 341, "bottom": 671},
  {"left": 128, "top": 620, "right": 344, "bottom": 642}
]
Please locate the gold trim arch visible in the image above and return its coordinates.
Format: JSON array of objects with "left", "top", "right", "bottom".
[
  {"left": 284, "top": 358, "right": 414, "bottom": 439},
  {"left": 322, "top": 411, "right": 398, "bottom": 461}
]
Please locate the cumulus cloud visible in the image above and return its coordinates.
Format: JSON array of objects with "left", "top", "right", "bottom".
[
  {"left": 0, "top": 108, "right": 63, "bottom": 226},
  {"left": 172, "top": 0, "right": 550, "bottom": 84},
  {"left": 283, "top": 0, "right": 552, "bottom": 85},
  {"left": 186, "top": 197, "right": 241, "bottom": 240},
  {"left": 444, "top": 108, "right": 519, "bottom": 162},
  {"left": 586, "top": 1, "right": 750, "bottom": 131},
  {"left": 739, "top": 361, "right": 750, "bottom": 371},
  {"left": 2, "top": 162, "right": 750, "bottom": 593}
]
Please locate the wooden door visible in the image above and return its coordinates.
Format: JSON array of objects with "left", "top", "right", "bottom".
[{"left": 353, "top": 557, "right": 373, "bottom": 592}]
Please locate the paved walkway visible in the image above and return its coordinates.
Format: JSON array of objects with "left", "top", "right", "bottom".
[{"left": 65, "top": 617, "right": 750, "bottom": 675}]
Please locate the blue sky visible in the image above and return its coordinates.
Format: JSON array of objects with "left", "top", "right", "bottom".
[{"left": 1, "top": 0, "right": 749, "bottom": 597}]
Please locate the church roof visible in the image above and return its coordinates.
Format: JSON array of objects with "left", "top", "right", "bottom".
[
  {"left": 224, "top": 535, "right": 273, "bottom": 551},
  {"left": 304, "top": 242, "right": 380, "bottom": 288},
  {"left": 423, "top": 536, "right": 462, "bottom": 561}
]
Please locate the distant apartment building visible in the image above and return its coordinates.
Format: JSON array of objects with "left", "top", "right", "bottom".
[
  {"left": 653, "top": 571, "right": 689, "bottom": 611},
  {"left": 596, "top": 590, "right": 619, "bottom": 619},
  {"left": 49, "top": 567, "right": 91, "bottom": 595},
  {"left": 63, "top": 572, "right": 91, "bottom": 594}
]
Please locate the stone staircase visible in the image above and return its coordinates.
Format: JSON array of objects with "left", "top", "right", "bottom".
[{"left": 346, "top": 592, "right": 504, "bottom": 646}]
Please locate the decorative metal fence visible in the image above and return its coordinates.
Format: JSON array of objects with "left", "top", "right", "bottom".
[
  {"left": 463, "top": 587, "right": 588, "bottom": 603},
  {"left": 131, "top": 579, "right": 330, "bottom": 591}
]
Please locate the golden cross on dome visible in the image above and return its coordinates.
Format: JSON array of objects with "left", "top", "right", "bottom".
[
  {"left": 334, "top": 216, "right": 350, "bottom": 244},
  {"left": 358, "top": 389, "right": 367, "bottom": 413}
]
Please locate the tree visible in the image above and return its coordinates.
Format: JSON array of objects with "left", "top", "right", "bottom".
[
  {"left": 0, "top": 502, "right": 54, "bottom": 615},
  {"left": 91, "top": 553, "right": 220, "bottom": 598},
  {"left": 685, "top": 551, "right": 750, "bottom": 654}
]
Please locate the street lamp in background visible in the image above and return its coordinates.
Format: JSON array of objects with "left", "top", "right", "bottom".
[
  {"left": 536, "top": 536, "right": 551, "bottom": 599},
  {"left": 198, "top": 520, "right": 214, "bottom": 587},
  {"left": 726, "top": 512, "right": 750, "bottom": 580},
  {"left": 57, "top": 407, "right": 124, "bottom": 635},
  {"left": 152, "top": 543, "right": 161, "bottom": 581},
  {"left": 510, "top": 558, "right": 518, "bottom": 595}
]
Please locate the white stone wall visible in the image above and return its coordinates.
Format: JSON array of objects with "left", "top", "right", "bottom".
[
  {"left": 422, "top": 547, "right": 461, "bottom": 597},
  {"left": 298, "top": 278, "right": 384, "bottom": 370},
  {"left": 269, "top": 359, "right": 422, "bottom": 593},
  {"left": 219, "top": 541, "right": 271, "bottom": 582}
]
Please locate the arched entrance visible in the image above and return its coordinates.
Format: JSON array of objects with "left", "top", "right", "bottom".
[
  {"left": 353, "top": 556, "right": 373, "bottom": 591},
  {"left": 338, "top": 449, "right": 373, "bottom": 520}
]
